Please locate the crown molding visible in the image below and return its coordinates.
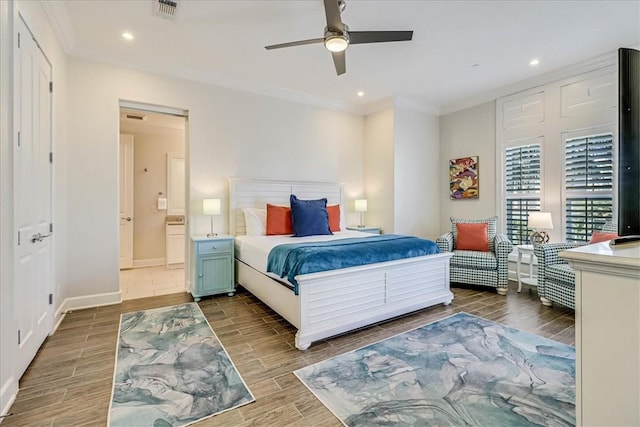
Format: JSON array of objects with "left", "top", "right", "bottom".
[{"left": 40, "top": 0, "right": 75, "bottom": 53}]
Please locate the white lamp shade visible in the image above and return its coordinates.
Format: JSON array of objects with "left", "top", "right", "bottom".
[
  {"left": 528, "top": 212, "right": 553, "bottom": 230},
  {"left": 202, "top": 198, "right": 221, "bottom": 216},
  {"left": 354, "top": 199, "right": 368, "bottom": 213}
]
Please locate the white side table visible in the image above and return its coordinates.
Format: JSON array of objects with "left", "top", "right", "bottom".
[
  {"left": 516, "top": 244, "right": 537, "bottom": 293},
  {"left": 346, "top": 226, "right": 381, "bottom": 234}
]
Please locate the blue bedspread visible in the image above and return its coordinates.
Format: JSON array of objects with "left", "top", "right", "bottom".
[{"left": 267, "top": 234, "right": 441, "bottom": 294}]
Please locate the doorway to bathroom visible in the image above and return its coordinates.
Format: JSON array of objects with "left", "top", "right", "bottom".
[{"left": 118, "top": 103, "right": 188, "bottom": 300}]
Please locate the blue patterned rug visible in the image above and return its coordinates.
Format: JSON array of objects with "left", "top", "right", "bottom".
[
  {"left": 108, "top": 303, "right": 254, "bottom": 427},
  {"left": 295, "top": 312, "right": 575, "bottom": 426}
]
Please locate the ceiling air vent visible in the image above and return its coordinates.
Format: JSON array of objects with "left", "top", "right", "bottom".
[
  {"left": 126, "top": 114, "right": 146, "bottom": 121},
  {"left": 154, "top": 0, "right": 178, "bottom": 20}
]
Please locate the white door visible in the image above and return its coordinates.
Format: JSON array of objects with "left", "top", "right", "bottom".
[
  {"left": 119, "top": 134, "right": 134, "bottom": 269},
  {"left": 14, "top": 16, "right": 53, "bottom": 378}
]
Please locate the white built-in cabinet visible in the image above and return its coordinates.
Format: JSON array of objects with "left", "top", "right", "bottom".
[{"left": 165, "top": 224, "right": 185, "bottom": 267}]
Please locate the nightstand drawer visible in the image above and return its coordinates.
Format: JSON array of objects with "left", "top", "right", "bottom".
[{"left": 197, "top": 239, "right": 232, "bottom": 255}]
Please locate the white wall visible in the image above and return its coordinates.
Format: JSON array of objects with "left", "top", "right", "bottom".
[
  {"left": 1, "top": 0, "right": 68, "bottom": 415},
  {"left": 364, "top": 109, "right": 394, "bottom": 233},
  {"left": 394, "top": 107, "right": 440, "bottom": 238},
  {"left": 439, "top": 102, "right": 497, "bottom": 232},
  {"left": 66, "top": 57, "right": 365, "bottom": 300}
]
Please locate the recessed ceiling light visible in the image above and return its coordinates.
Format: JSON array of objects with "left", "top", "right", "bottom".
[
  {"left": 357, "top": 91, "right": 364, "bottom": 97},
  {"left": 529, "top": 58, "right": 540, "bottom": 66},
  {"left": 122, "top": 32, "right": 134, "bottom": 41}
]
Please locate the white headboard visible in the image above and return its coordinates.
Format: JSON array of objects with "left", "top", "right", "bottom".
[{"left": 228, "top": 178, "right": 344, "bottom": 236}]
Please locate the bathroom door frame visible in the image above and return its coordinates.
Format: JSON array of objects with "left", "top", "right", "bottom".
[{"left": 117, "top": 101, "right": 189, "bottom": 284}]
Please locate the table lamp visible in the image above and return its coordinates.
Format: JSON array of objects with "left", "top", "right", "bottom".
[
  {"left": 354, "top": 199, "right": 367, "bottom": 228},
  {"left": 528, "top": 212, "right": 553, "bottom": 246},
  {"left": 203, "top": 198, "right": 221, "bottom": 237}
]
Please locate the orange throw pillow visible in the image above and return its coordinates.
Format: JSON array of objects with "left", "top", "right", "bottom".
[
  {"left": 266, "top": 204, "right": 293, "bottom": 235},
  {"left": 327, "top": 205, "right": 341, "bottom": 232},
  {"left": 589, "top": 231, "right": 619, "bottom": 244},
  {"left": 456, "top": 222, "right": 489, "bottom": 252}
]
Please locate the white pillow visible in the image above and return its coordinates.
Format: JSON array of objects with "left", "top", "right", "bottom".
[{"left": 243, "top": 208, "right": 266, "bottom": 236}]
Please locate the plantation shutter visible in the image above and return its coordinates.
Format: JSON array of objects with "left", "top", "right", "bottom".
[
  {"left": 565, "top": 134, "right": 614, "bottom": 242},
  {"left": 505, "top": 144, "right": 541, "bottom": 245}
]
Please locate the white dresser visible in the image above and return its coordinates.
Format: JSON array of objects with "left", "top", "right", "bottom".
[{"left": 561, "top": 241, "right": 640, "bottom": 426}]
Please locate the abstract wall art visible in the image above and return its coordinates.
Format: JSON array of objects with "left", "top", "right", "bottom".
[{"left": 450, "top": 156, "right": 479, "bottom": 200}]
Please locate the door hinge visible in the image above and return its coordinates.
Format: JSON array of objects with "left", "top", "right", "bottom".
[
  {"left": 50, "top": 223, "right": 53, "bottom": 233},
  {"left": 49, "top": 293, "right": 53, "bottom": 305},
  {"left": 17, "top": 330, "right": 21, "bottom": 345},
  {"left": 17, "top": 131, "right": 20, "bottom": 147},
  {"left": 17, "top": 32, "right": 20, "bottom": 48},
  {"left": 49, "top": 81, "right": 53, "bottom": 93},
  {"left": 49, "top": 152, "right": 53, "bottom": 163},
  {"left": 17, "top": 230, "right": 21, "bottom": 245}
]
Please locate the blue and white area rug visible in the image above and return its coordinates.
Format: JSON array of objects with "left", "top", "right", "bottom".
[
  {"left": 108, "top": 303, "right": 254, "bottom": 427},
  {"left": 295, "top": 312, "right": 575, "bottom": 426}
]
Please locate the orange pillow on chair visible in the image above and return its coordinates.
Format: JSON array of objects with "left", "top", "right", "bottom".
[
  {"left": 266, "top": 204, "right": 293, "bottom": 235},
  {"left": 589, "top": 231, "right": 619, "bottom": 244},
  {"left": 327, "top": 205, "right": 341, "bottom": 232},
  {"left": 456, "top": 222, "right": 490, "bottom": 252}
]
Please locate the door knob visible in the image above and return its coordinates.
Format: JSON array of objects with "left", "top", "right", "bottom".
[
  {"left": 121, "top": 217, "right": 132, "bottom": 221},
  {"left": 31, "top": 232, "right": 53, "bottom": 243}
]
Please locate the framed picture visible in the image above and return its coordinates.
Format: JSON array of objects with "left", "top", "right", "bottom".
[{"left": 449, "top": 156, "right": 479, "bottom": 200}]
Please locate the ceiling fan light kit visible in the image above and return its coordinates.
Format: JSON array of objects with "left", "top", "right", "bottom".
[
  {"left": 324, "top": 30, "right": 349, "bottom": 52},
  {"left": 265, "top": 0, "right": 413, "bottom": 75}
]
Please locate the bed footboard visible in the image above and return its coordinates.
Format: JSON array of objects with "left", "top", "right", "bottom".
[{"left": 294, "top": 252, "right": 453, "bottom": 350}]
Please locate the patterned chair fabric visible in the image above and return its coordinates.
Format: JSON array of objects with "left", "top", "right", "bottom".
[
  {"left": 436, "top": 217, "right": 513, "bottom": 295},
  {"left": 535, "top": 220, "right": 617, "bottom": 309}
]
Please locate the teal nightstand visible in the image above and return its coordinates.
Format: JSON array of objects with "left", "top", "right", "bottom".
[
  {"left": 346, "top": 226, "right": 381, "bottom": 234},
  {"left": 190, "top": 235, "right": 235, "bottom": 301}
]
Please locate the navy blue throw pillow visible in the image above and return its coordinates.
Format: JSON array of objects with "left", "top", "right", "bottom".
[{"left": 290, "top": 194, "right": 332, "bottom": 237}]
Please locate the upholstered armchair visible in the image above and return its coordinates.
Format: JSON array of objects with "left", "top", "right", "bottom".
[
  {"left": 534, "top": 243, "right": 582, "bottom": 308},
  {"left": 436, "top": 217, "right": 514, "bottom": 295},
  {"left": 535, "top": 221, "right": 618, "bottom": 309}
]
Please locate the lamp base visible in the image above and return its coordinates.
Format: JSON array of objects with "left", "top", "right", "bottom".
[
  {"left": 206, "top": 232, "right": 218, "bottom": 237},
  {"left": 529, "top": 230, "right": 550, "bottom": 247}
]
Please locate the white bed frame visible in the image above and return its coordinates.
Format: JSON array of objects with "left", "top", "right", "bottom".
[{"left": 229, "top": 178, "right": 453, "bottom": 350}]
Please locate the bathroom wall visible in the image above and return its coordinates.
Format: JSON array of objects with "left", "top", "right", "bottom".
[{"left": 124, "top": 127, "right": 185, "bottom": 263}]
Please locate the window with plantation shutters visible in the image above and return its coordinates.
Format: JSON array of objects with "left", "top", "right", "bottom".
[
  {"left": 564, "top": 133, "right": 614, "bottom": 242},
  {"left": 505, "top": 144, "right": 541, "bottom": 245},
  {"left": 497, "top": 68, "right": 617, "bottom": 245}
]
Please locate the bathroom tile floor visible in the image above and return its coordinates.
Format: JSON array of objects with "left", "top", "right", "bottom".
[{"left": 119, "top": 265, "right": 186, "bottom": 300}]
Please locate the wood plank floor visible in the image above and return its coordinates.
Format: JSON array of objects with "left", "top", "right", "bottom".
[{"left": 3, "top": 281, "right": 574, "bottom": 426}]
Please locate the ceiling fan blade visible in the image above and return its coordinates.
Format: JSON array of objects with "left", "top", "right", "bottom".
[
  {"left": 332, "top": 51, "right": 346, "bottom": 75},
  {"left": 349, "top": 30, "right": 413, "bottom": 45},
  {"left": 323, "top": 0, "right": 344, "bottom": 31},
  {"left": 265, "top": 38, "right": 324, "bottom": 50}
]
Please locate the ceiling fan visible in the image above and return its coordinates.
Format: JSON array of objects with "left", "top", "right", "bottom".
[{"left": 265, "top": 0, "right": 413, "bottom": 75}]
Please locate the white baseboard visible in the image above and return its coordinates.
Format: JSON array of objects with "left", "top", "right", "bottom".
[
  {"left": 53, "top": 303, "right": 67, "bottom": 334},
  {"left": 132, "top": 258, "right": 165, "bottom": 268},
  {"left": 0, "top": 377, "right": 17, "bottom": 423},
  {"left": 58, "top": 291, "right": 122, "bottom": 314}
]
